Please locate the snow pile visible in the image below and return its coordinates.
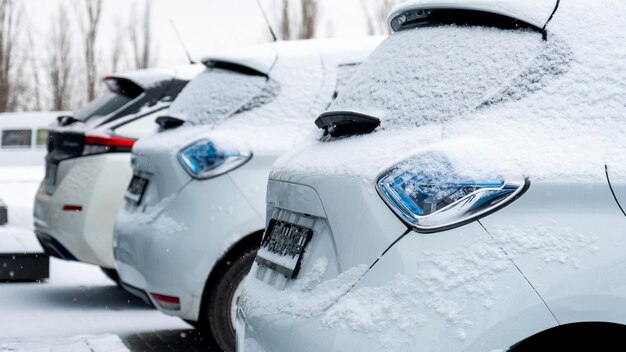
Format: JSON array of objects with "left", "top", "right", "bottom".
[
  {"left": 241, "top": 259, "right": 368, "bottom": 318},
  {"left": 321, "top": 239, "right": 509, "bottom": 341},
  {"left": 489, "top": 223, "right": 599, "bottom": 268},
  {"left": 0, "top": 334, "right": 128, "bottom": 352},
  {"left": 152, "top": 215, "right": 187, "bottom": 236},
  {"left": 115, "top": 195, "right": 176, "bottom": 237}
]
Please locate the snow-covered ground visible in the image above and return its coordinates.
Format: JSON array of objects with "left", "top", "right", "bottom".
[{"left": 0, "top": 167, "right": 189, "bottom": 351}]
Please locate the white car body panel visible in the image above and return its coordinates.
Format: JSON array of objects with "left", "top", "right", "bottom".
[
  {"left": 480, "top": 177, "right": 626, "bottom": 325},
  {"left": 33, "top": 107, "right": 171, "bottom": 268},
  {"left": 113, "top": 37, "right": 384, "bottom": 321},
  {"left": 239, "top": 0, "right": 626, "bottom": 351},
  {"left": 34, "top": 153, "right": 132, "bottom": 266}
]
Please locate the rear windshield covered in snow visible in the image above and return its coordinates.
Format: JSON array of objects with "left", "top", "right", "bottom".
[
  {"left": 330, "top": 23, "right": 567, "bottom": 128},
  {"left": 167, "top": 67, "right": 275, "bottom": 126}
]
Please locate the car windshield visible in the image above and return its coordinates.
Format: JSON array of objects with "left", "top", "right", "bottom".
[
  {"left": 330, "top": 21, "right": 568, "bottom": 128},
  {"left": 168, "top": 67, "right": 273, "bottom": 126}
]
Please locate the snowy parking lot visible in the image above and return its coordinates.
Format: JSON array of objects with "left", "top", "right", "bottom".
[{"left": 0, "top": 169, "right": 214, "bottom": 351}]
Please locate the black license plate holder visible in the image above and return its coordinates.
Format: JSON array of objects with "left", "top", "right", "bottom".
[
  {"left": 255, "top": 219, "right": 313, "bottom": 279},
  {"left": 125, "top": 175, "right": 149, "bottom": 205}
]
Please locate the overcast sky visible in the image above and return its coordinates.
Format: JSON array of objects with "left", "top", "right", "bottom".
[{"left": 25, "top": 0, "right": 381, "bottom": 69}]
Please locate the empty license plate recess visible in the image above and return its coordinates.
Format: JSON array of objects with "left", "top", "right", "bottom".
[
  {"left": 125, "top": 175, "right": 149, "bottom": 205},
  {"left": 255, "top": 219, "right": 313, "bottom": 279}
]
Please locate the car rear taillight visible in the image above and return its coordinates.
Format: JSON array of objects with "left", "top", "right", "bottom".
[
  {"left": 150, "top": 292, "right": 181, "bottom": 310},
  {"left": 82, "top": 133, "right": 135, "bottom": 156}
]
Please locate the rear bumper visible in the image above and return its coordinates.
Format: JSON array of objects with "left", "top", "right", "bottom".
[
  {"left": 33, "top": 154, "right": 132, "bottom": 268},
  {"left": 114, "top": 173, "right": 263, "bottom": 322},
  {"left": 120, "top": 280, "right": 153, "bottom": 305},
  {"left": 35, "top": 231, "right": 77, "bottom": 261},
  {"left": 238, "top": 222, "right": 558, "bottom": 352}
]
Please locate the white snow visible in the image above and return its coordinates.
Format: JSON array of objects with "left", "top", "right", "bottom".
[
  {"left": 152, "top": 215, "right": 187, "bottom": 236},
  {"left": 273, "top": 1, "right": 626, "bottom": 183},
  {"left": 0, "top": 334, "right": 128, "bottom": 352},
  {"left": 134, "top": 37, "right": 382, "bottom": 158},
  {"left": 241, "top": 259, "right": 367, "bottom": 318},
  {"left": 167, "top": 68, "right": 268, "bottom": 126},
  {"left": 0, "top": 167, "right": 189, "bottom": 349},
  {"left": 321, "top": 239, "right": 508, "bottom": 335}
]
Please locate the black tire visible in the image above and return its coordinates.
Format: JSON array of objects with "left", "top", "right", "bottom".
[
  {"left": 201, "top": 247, "right": 257, "bottom": 352},
  {"left": 100, "top": 267, "right": 122, "bottom": 287}
]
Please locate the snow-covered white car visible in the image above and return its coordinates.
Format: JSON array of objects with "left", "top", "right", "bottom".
[
  {"left": 237, "top": 1, "right": 626, "bottom": 351},
  {"left": 34, "top": 65, "right": 202, "bottom": 281},
  {"left": 112, "top": 37, "right": 382, "bottom": 351}
]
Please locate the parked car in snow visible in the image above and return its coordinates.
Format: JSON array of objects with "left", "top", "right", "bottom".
[
  {"left": 33, "top": 65, "right": 202, "bottom": 281},
  {"left": 0, "top": 111, "right": 67, "bottom": 168},
  {"left": 112, "top": 37, "right": 382, "bottom": 351},
  {"left": 237, "top": 1, "right": 626, "bottom": 351}
]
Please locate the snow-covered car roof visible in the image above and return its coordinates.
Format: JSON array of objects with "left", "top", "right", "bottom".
[
  {"left": 387, "top": 0, "right": 558, "bottom": 31},
  {"left": 107, "top": 68, "right": 177, "bottom": 90},
  {"left": 202, "top": 36, "right": 385, "bottom": 76}
]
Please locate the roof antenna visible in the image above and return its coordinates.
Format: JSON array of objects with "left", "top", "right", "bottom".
[
  {"left": 541, "top": 0, "right": 560, "bottom": 40},
  {"left": 255, "top": 0, "right": 278, "bottom": 42},
  {"left": 169, "top": 18, "right": 196, "bottom": 64}
]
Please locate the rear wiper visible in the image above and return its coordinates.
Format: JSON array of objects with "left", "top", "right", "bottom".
[
  {"left": 156, "top": 115, "right": 185, "bottom": 130},
  {"left": 56, "top": 115, "right": 80, "bottom": 126},
  {"left": 315, "top": 111, "right": 380, "bottom": 138}
]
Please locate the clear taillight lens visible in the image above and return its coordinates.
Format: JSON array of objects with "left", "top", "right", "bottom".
[
  {"left": 377, "top": 152, "right": 528, "bottom": 232},
  {"left": 177, "top": 139, "right": 251, "bottom": 179}
]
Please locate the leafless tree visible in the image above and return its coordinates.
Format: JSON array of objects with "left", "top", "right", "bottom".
[
  {"left": 47, "top": 3, "right": 73, "bottom": 111},
  {"left": 76, "top": 0, "right": 103, "bottom": 103},
  {"left": 129, "top": 0, "right": 157, "bottom": 69},
  {"left": 23, "top": 29, "right": 43, "bottom": 111},
  {"left": 110, "top": 16, "right": 125, "bottom": 73},
  {"left": 276, "top": 0, "right": 318, "bottom": 40},
  {"left": 0, "top": 0, "right": 24, "bottom": 112},
  {"left": 362, "top": 0, "right": 398, "bottom": 35},
  {"left": 279, "top": 0, "right": 291, "bottom": 40},
  {"left": 299, "top": 0, "right": 317, "bottom": 39}
]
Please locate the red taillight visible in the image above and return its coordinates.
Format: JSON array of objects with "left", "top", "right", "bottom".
[
  {"left": 84, "top": 134, "right": 135, "bottom": 148},
  {"left": 62, "top": 205, "right": 83, "bottom": 212},
  {"left": 150, "top": 293, "right": 181, "bottom": 310}
]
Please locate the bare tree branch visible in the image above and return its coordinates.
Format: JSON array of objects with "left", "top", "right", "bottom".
[
  {"left": 75, "top": 0, "right": 103, "bottom": 102},
  {"left": 48, "top": 3, "right": 73, "bottom": 111},
  {"left": 299, "top": 0, "right": 317, "bottom": 39},
  {"left": 110, "top": 16, "right": 125, "bottom": 73},
  {"left": 129, "top": 0, "right": 157, "bottom": 70},
  {"left": 362, "top": 0, "right": 397, "bottom": 35},
  {"left": 0, "top": 0, "right": 25, "bottom": 112},
  {"left": 276, "top": 0, "right": 318, "bottom": 40}
]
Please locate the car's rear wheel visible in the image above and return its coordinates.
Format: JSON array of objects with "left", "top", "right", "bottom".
[
  {"left": 100, "top": 267, "right": 121, "bottom": 286},
  {"left": 201, "top": 247, "right": 257, "bottom": 352}
]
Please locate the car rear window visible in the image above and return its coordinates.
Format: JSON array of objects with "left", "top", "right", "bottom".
[
  {"left": 167, "top": 67, "right": 274, "bottom": 126},
  {"left": 330, "top": 20, "right": 570, "bottom": 128},
  {"left": 73, "top": 79, "right": 144, "bottom": 122}
]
